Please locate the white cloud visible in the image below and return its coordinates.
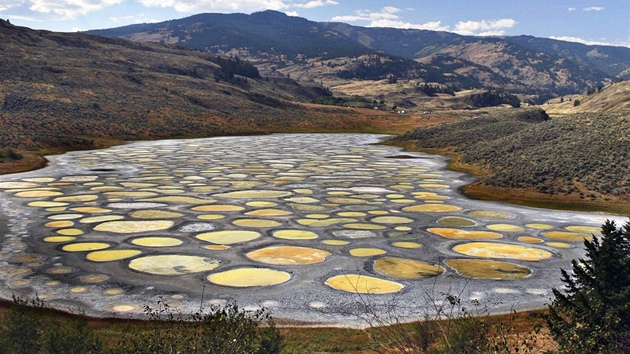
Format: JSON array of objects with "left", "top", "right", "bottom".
[
  {"left": 583, "top": 6, "right": 604, "bottom": 11},
  {"left": 28, "top": 0, "right": 123, "bottom": 19},
  {"left": 381, "top": 6, "right": 400, "bottom": 15},
  {"left": 138, "top": 0, "right": 290, "bottom": 13},
  {"left": 568, "top": 7, "right": 576, "bottom": 12},
  {"left": 285, "top": 10, "right": 298, "bottom": 16},
  {"left": 453, "top": 18, "right": 517, "bottom": 36},
  {"left": 369, "top": 19, "right": 448, "bottom": 31},
  {"left": 0, "top": 0, "right": 26, "bottom": 12},
  {"left": 331, "top": 14, "right": 368, "bottom": 22},
  {"left": 5, "top": 14, "right": 42, "bottom": 22},
  {"left": 110, "top": 13, "right": 160, "bottom": 24},
  {"left": 331, "top": 6, "right": 445, "bottom": 30},
  {"left": 332, "top": 7, "right": 514, "bottom": 35},
  {"left": 550, "top": 35, "right": 630, "bottom": 48},
  {"left": 293, "top": 0, "right": 337, "bottom": 9}
]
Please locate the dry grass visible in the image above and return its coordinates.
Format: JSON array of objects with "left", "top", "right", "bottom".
[
  {"left": 543, "top": 81, "right": 630, "bottom": 116},
  {"left": 0, "top": 298, "right": 557, "bottom": 353}
]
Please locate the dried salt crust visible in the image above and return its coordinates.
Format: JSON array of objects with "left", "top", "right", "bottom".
[
  {"left": 196, "top": 230, "right": 261, "bottom": 244},
  {"left": 445, "top": 259, "right": 532, "bottom": 279},
  {"left": 208, "top": 268, "right": 291, "bottom": 287},
  {"left": 325, "top": 274, "right": 404, "bottom": 294},
  {"left": 374, "top": 257, "right": 443, "bottom": 279},
  {"left": 0, "top": 133, "right": 614, "bottom": 323},
  {"left": 128, "top": 255, "right": 220, "bottom": 275},
  {"left": 452, "top": 242, "right": 552, "bottom": 261},
  {"left": 428, "top": 228, "right": 502, "bottom": 240},
  {"left": 544, "top": 231, "right": 593, "bottom": 242},
  {"left": 87, "top": 250, "right": 143, "bottom": 262},
  {"left": 246, "top": 246, "right": 331, "bottom": 265},
  {"left": 94, "top": 220, "right": 174, "bottom": 233}
]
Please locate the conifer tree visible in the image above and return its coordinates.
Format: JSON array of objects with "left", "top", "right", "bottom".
[{"left": 546, "top": 219, "right": 630, "bottom": 353}]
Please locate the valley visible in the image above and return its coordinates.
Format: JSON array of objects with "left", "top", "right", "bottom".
[{"left": 0, "top": 10, "right": 629, "bottom": 352}]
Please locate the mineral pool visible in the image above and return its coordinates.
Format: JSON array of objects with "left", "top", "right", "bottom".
[{"left": 0, "top": 133, "right": 623, "bottom": 326}]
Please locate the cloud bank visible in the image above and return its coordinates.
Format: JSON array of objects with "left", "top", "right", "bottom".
[{"left": 332, "top": 7, "right": 516, "bottom": 36}]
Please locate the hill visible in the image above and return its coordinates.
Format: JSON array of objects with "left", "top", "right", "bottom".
[
  {"left": 542, "top": 81, "right": 630, "bottom": 116},
  {"left": 0, "top": 18, "right": 374, "bottom": 152},
  {"left": 2, "top": 19, "right": 477, "bottom": 174},
  {"left": 395, "top": 108, "right": 630, "bottom": 211},
  {"left": 87, "top": 10, "right": 629, "bottom": 105}
]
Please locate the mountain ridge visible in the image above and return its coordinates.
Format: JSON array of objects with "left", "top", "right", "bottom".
[{"left": 87, "top": 10, "right": 627, "bottom": 104}]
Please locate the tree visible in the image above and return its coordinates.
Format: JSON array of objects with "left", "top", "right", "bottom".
[{"left": 546, "top": 219, "right": 630, "bottom": 353}]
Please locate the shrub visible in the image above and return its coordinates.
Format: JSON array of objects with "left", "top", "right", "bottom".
[
  {"left": 359, "top": 289, "right": 544, "bottom": 353},
  {"left": 0, "top": 296, "right": 279, "bottom": 354},
  {"left": 0, "top": 295, "right": 102, "bottom": 354},
  {"left": 0, "top": 148, "right": 22, "bottom": 163},
  {"left": 116, "top": 299, "right": 282, "bottom": 354}
]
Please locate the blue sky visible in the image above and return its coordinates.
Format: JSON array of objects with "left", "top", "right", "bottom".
[{"left": 1, "top": 0, "right": 628, "bottom": 47}]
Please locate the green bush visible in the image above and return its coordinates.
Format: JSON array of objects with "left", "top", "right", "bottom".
[
  {"left": 0, "top": 148, "right": 22, "bottom": 163},
  {"left": 0, "top": 295, "right": 102, "bottom": 354},
  {"left": 115, "top": 299, "right": 282, "bottom": 354},
  {"left": 0, "top": 296, "right": 280, "bottom": 354}
]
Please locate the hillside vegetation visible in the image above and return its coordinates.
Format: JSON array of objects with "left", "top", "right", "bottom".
[
  {"left": 396, "top": 108, "right": 630, "bottom": 206},
  {"left": 543, "top": 81, "right": 630, "bottom": 116},
  {"left": 0, "top": 19, "right": 392, "bottom": 153},
  {"left": 88, "top": 10, "right": 630, "bottom": 105}
]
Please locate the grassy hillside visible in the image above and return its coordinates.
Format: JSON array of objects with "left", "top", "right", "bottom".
[
  {"left": 4, "top": 19, "right": 460, "bottom": 174},
  {"left": 0, "top": 19, "right": 397, "bottom": 154},
  {"left": 543, "top": 81, "right": 630, "bottom": 116},
  {"left": 395, "top": 108, "right": 630, "bottom": 212}
]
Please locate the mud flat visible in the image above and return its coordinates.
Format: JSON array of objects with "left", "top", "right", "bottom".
[{"left": 0, "top": 133, "right": 624, "bottom": 327}]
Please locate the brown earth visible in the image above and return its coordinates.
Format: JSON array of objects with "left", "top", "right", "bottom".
[{"left": 543, "top": 81, "right": 630, "bottom": 116}]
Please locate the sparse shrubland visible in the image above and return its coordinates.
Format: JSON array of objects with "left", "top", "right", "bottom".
[
  {"left": 0, "top": 297, "right": 281, "bottom": 354},
  {"left": 115, "top": 300, "right": 282, "bottom": 354},
  {"left": 396, "top": 108, "right": 630, "bottom": 203}
]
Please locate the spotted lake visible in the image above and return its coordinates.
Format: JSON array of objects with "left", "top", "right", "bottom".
[{"left": 0, "top": 134, "right": 623, "bottom": 326}]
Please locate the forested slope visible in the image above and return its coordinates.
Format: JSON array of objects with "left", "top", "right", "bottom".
[{"left": 396, "top": 109, "right": 630, "bottom": 201}]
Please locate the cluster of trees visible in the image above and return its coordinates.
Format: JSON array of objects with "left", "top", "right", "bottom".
[
  {"left": 336, "top": 55, "right": 427, "bottom": 81},
  {"left": 415, "top": 83, "right": 456, "bottom": 96},
  {"left": 312, "top": 95, "right": 370, "bottom": 106},
  {"left": 212, "top": 55, "right": 260, "bottom": 82},
  {"left": 467, "top": 88, "right": 521, "bottom": 108}
]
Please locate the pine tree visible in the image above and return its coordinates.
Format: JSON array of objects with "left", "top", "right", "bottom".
[{"left": 546, "top": 219, "right": 630, "bottom": 353}]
